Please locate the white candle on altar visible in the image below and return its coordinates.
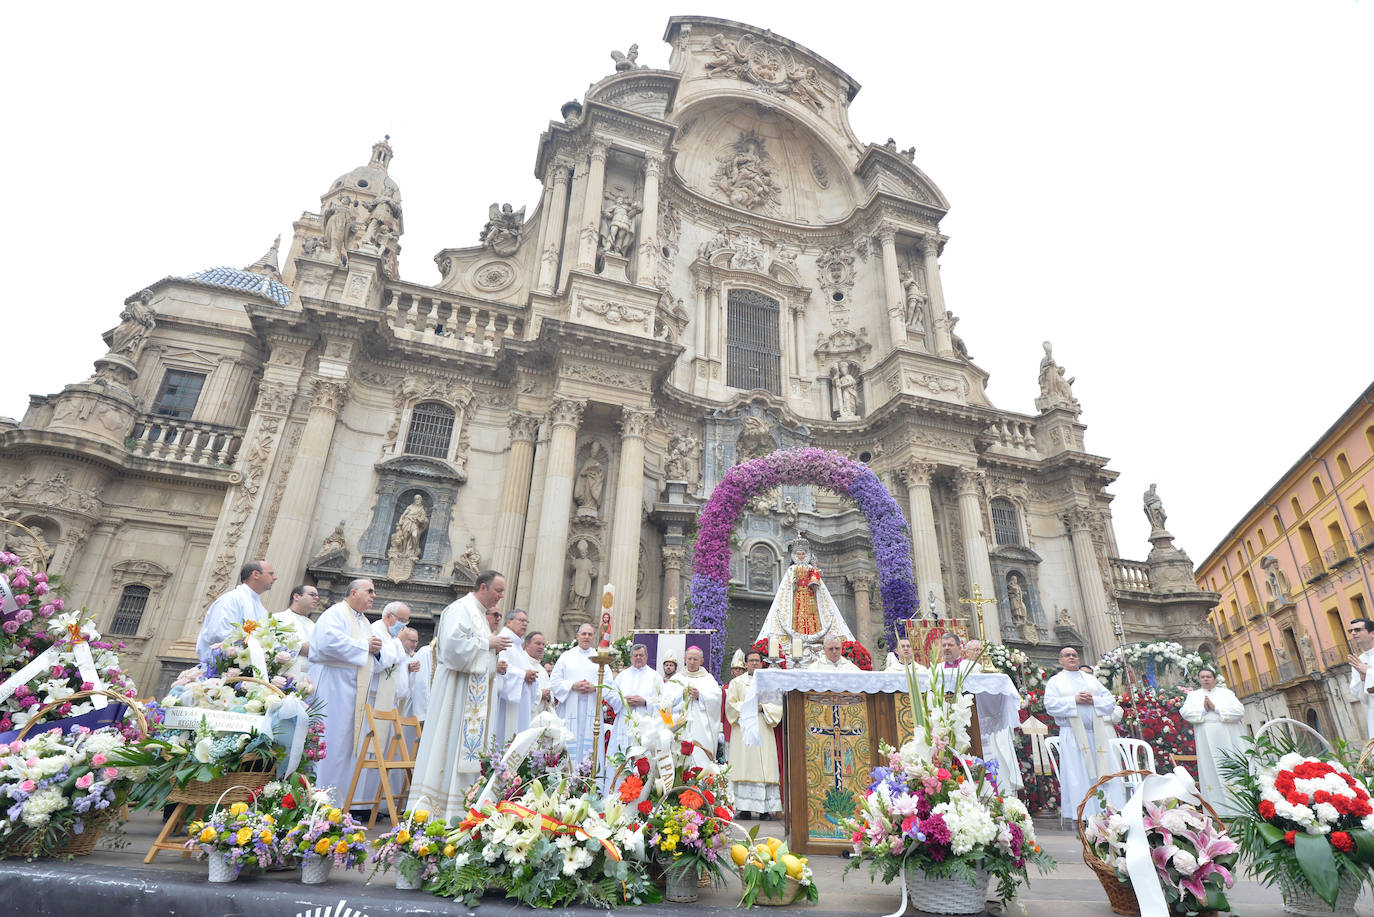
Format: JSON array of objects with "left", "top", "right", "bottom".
[
  {"left": 790, "top": 635, "right": 802, "bottom": 659},
  {"left": 767, "top": 635, "right": 779, "bottom": 660}
]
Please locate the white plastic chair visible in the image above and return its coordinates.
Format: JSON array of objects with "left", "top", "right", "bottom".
[
  {"left": 1044, "top": 736, "right": 1064, "bottom": 824},
  {"left": 1112, "top": 738, "right": 1156, "bottom": 794}
]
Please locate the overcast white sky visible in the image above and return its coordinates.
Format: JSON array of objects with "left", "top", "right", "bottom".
[{"left": 2, "top": 1, "right": 1370, "bottom": 565}]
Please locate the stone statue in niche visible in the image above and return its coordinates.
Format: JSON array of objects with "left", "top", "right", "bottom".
[
  {"left": 899, "top": 269, "right": 926, "bottom": 331},
  {"left": 1260, "top": 554, "right": 1291, "bottom": 605},
  {"left": 111, "top": 290, "right": 156, "bottom": 359},
  {"left": 480, "top": 203, "right": 525, "bottom": 256},
  {"left": 458, "top": 535, "right": 482, "bottom": 577},
  {"left": 567, "top": 538, "right": 599, "bottom": 622},
  {"left": 712, "top": 132, "right": 782, "bottom": 213},
  {"left": 610, "top": 44, "right": 639, "bottom": 70},
  {"left": 832, "top": 361, "right": 860, "bottom": 419},
  {"left": 386, "top": 495, "right": 429, "bottom": 582},
  {"left": 1035, "top": 341, "right": 1080, "bottom": 412},
  {"left": 1143, "top": 483, "right": 1168, "bottom": 533},
  {"left": 573, "top": 445, "right": 606, "bottom": 520},
  {"left": 664, "top": 434, "right": 697, "bottom": 482},
  {"left": 1298, "top": 632, "right": 1318, "bottom": 672},
  {"left": 600, "top": 193, "right": 642, "bottom": 256},
  {"left": 310, "top": 521, "right": 348, "bottom": 566},
  {"left": 321, "top": 195, "right": 357, "bottom": 261},
  {"left": 8, "top": 524, "right": 49, "bottom": 573},
  {"left": 1007, "top": 574, "right": 1029, "bottom": 625}
]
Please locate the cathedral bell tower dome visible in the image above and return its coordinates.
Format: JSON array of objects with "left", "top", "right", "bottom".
[{"left": 325, "top": 136, "right": 402, "bottom": 204}]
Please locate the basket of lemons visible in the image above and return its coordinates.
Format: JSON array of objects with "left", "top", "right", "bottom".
[{"left": 730, "top": 829, "right": 820, "bottom": 907}]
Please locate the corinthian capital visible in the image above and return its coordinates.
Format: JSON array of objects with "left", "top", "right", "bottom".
[
  {"left": 311, "top": 379, "right": 350, "bottom": 414},
  {"left": 954, "top": 467, "right": 985, "bottom": 496},
  {"left": 507, "top": 411, "right": 541, "bottom": 443},
  {"left": 901, "top": 459, "right": 938, "bottom": 488},
  {"left": 620, "top": 407, "right": 655, "bottom": 439},
  {"left": 547, "top": 397, "right": 586, "bottom": 429},
  {"left": 587, "top": 140, "right": 609, "bottom": 163},
  {"left": 661, "top": 545, "right": 686, "bottom": 569},
  {"left": 849, "top": 572, "right": 875, "bottom": 592},
  {"left": 643, "top": 151, "right": 665, "bottom": 177},
  {"left": 1063, "top": 505, "right": 1098, "bottom": 533}
]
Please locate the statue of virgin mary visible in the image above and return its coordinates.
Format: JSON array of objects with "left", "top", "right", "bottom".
[{"left": 755, "top": 537, "right": 853, "bottom": 662}]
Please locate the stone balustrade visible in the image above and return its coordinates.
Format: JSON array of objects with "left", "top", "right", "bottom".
[
  {"left": 383, "top": 285, "right": 526, "bottom": 354},
  {"left": 128, "top": 416, "right": 241, "bottom": 466},
  {"left": 1109, "top": 557, "right": 1151, "bottom": 593},
  {"left": 983, "top": 418, "right": 1038, "bottom": 454}
]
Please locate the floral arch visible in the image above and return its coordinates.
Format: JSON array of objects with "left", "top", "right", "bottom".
[{"left": 689, "top": 448, "right": 916, "bottom": 670}]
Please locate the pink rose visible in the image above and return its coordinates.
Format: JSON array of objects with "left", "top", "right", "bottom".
[
  {"left": 1, "top": 621, "right": 17, "bottom": 635},
  {"left": 33, "top": 573, "right": 47, "bottom": 585},
  {"left": 34, "top": 583, "right": 49, "bottom": 597},
  {"left": 50, "top": 665, "right": 65, "bottom": 678},
  {"left": 76, "top": 773, "right": 94, "bottom": 789},
  {"left": 13, "top": 594, "right": 30, "bottom": 606},
  {"left": 91, "top": 754, "right": 107, "bottom": 766},
  {"left": 38, "top": 603, "right": 56, "bottom": 618},
  {"left": 10, "top": 574, "right": 30, "bottom": 591},
  {"left": 81, "top": 682, "right": 94, "bottom": 691},
  {"left": 104, "top": 767, "right": 119, "bottom": 780},
  {"left": 15, "top": 609, "right": 32, "bottom": 623},
  {"left": 19, "top": 780, "right": 36, "bottom": 793}
]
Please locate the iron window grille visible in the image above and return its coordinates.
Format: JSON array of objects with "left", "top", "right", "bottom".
[
  {"left": 404, "top": 401, "right": 456, "bottom": 458},
  {"left": 110, "top": 584, "right": 150, "bottom": 636},
  {"left": 726, "top": 289, "right": 782, "bottom": 395}
]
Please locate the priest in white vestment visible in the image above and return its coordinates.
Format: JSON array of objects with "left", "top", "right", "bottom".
[
  {"left": 726, "top": 650, "right": 782, "bottom": 818},
  {"left": 307, "top": 579, "right": 382, "bottom": 799},
  {"left": 808, "top": 634, "right": 860, "bottom": 671},
  {"left": 1045, "top": 646, "right": 1122, "bottom": 821},
  {"left": 490, "top": 609, "right": 543, "bottom": 749},
  {"left": 605, "top": 644, "right": 664, "bottom": 778},
  {"left": 525, "top": 632, "right": 553, "bottom": 716},
  {"left": 551, "top": 623, "right": 600, "bottom": 768},
  {"left": 411, "top": 571, "right": 511, "bottom": 819},
  {"left": 664, "top": 647, "right": 722, "bottom": 769},
  {"left": 398, "top": 627, "right": 429, "bottom": 721},
  {"left": 1180, "top": 667, "right": 1245, "bottom": 816},
  {"left": 197, "top": 560, "right": 276, "bottom": 662},
  {"left": 960, "top": 638, "right": 1022, "bottom": 795},
  {"left": 272, "top": 584, "right": 319, "bottom": 671},
  {"left": 1345, "top": 618, "right": 1374, "bottom": 740},
  {"left": 885, "top": 637, "right": 929, "bottom": 675}
]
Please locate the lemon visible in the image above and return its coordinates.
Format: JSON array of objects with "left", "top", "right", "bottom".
[
  {"left": 730, "top": 843, "right": 749, "bottom": 867},
  {"left": 754, "top": 843, "right": 772, "bottom": 861},
  {"left": 766, "top": 836, "right": 783, "bottom": 856},
  {"left": 782, "top": 854, "right": 803, "bottom": 879}
]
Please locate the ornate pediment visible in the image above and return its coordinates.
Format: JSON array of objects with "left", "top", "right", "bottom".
[
  {"left": 375, "top": 454, "right": 466, "bottom": 484},
  {"left": 814, "top": 326, "right": 871, "bottom": 365}
]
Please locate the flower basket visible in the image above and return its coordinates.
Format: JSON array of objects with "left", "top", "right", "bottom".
[
  {"left": 1278, "top": 870, "right": 1363, "bottom": 916},
  {"left": 664, "top": 860, "right": 700, "bottom": 903},
  {"left": 395, "top": 870, "right": 424, "bottom": 890},
  {"left": 207, "top": 849, "right": 237, "bottom": 883},
  {"left": 301, "top": 855, "right": 331, "bottom": 884},
  {"left": 904, "top": 863, "right": 990, "bottom": 916},
  {"left": 166, "top": 676, "right": 284, "bottom": 805},
  {"left": 6, "top": 688, "right": 147, "bottom": 859},
  {"left": 755, "top": 875, "right": 801, "bottom": 906}
]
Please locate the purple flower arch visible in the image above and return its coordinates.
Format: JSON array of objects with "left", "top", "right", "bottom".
[{"left": 689, "top": 448, "right": 916, "bottom": 672}]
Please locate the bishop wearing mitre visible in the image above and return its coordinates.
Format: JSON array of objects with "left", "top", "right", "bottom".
[
  {"left": 726, "top": 649, "right": 782, "bottom": 819},
  {"left": 663, "top": 645, "right": 722, "bottom": 770}
]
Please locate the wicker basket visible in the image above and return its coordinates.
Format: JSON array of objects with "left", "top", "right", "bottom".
[
  {"left": 755, "top": 875, "right": 802, "bottom": 906},
  {"left": 1076, "top": 769, "right": 1229, "bottom": 917},
  {"left": 904, "top": 864, "right": 990, "bottom": 915},
  {"left": 5, "top": 689, "right": 148, "bottom": 859},
  {"left": 166, "top": 677, "right": 284, "bottom": 805},
  {"left": 1278, "top": 870, "right": 1363, "bottom": 916}
]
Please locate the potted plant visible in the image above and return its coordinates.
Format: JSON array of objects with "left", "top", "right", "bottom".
[
  {"left": 370, "top": 807, "right": 450, "bottom": 889},
  {"left": 1220, "top": 735, "right": 1374, "bottom": 915},
  {"left": 281, "top": 796, "right": 369, "bottom": 884},
  {"left": 1082, "top": 772, "right": 1239, "bottom": 916},
  {"left": 731, "top": 829, "right": 819, "bottom": 907},
  {"left": 186, "top": 800, "right": 279, "bottom": 882}
]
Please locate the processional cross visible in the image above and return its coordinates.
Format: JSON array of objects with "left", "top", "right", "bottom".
[
  {"left": 807, "top": 704, "right": 864, "bottom": 790},
  {"left": 957, "top": 583, "right": 997, "bottom": 641}
]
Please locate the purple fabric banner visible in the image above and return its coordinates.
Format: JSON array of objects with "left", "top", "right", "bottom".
[{"left": 0, "top": 703, "right": 130, "bottom": 745}]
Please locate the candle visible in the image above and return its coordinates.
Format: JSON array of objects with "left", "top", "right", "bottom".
[
  {"left": 599, "top": 585, "right": 615, "bottom": 647},
  {"left": 767, "top": 634, "right": 779, "bottom": 659},
  {"left": 790, "top": 635, "right": 802, "bottom": 659}
]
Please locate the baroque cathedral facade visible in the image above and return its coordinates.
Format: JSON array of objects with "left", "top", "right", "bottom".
[{"left": 0, "top": 17, "right": 1216, "bottom": 694}]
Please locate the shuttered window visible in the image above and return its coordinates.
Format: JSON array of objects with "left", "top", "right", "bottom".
[{"left": 726, "top": 290, "right": 781, "bottom": 395}]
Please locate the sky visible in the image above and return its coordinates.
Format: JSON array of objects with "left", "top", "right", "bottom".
[{"left": 2, "top": 1, "right": 1370, "bottom": 565}]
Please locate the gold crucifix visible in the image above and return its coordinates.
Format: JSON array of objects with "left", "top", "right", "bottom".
[{"left": 958, "top": 583, "right": 997, "bottom": 642}]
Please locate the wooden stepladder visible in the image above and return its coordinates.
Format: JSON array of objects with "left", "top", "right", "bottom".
[{"left": 343, "top": 704, "right": 422, "bottom": 828}]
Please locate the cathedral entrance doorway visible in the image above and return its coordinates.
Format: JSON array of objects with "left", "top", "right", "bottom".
[{"left": 724, "top": 598, "right": 770, "bottom": 677}]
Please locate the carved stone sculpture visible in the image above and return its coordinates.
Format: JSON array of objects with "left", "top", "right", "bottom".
[
  {"left": 361, "top": 197, "right": 401, "bottom": 251},
  {"left": 833, "top": 361, "right": 859, "bottom": 419},
  {"left": 664, "top": 434, "right": 697, "bottom": 481},
  {"left": 321, "top": 195, "right": 357, "bottom": 262},
  {"left": 1035, "top": 341, "right": 1080, "bottom": 412},
  {"left": 480, "top": 202, "right": 525, "bottom": 257},
  {"left": 712, "top": 133, "right": 782, "bottom": 213},
  {"left": 573, "top": 445, "right": 606, "bottom": 520},
  {"left": 310, "top": 520, "right": 348, "bottom": 567},
  {"left": 567, "top": 538, "right": 598, "bottom": 621},
  {"left": 1143, "top": 483, "right": 1168, "bottom": 533},
  {"left": 1298, "top": 632, "right": 1318, "bottom": 672},
  {"left": 600, "top": 193, "right": 642, "bottom": 257},
  {"left": 8, "top": 525, "right": 49, "bottom": 572},
  {"left": 899, "top": 269, "right": 926, "bottom": 331},
  {"left": 458, "top": 535, "right": 482, "bottom": 577},
  {"left": 1056, "top": 607, "right": 1073, "bottom": 628},
  {"left": 610, "top": 43, "right": 639, "bottom": 71},
  {"left": 1021, "top": 621, "right": 1040, "bottom": 645},
  {"left": 111, "top": 290, "right": 156, "bottom": 359},
  {"left": 735, "top": 415, "right": 774, "bottom": 461},
  {"left": 1007, "top": 574, "right": 1028, "bottom": 625},
  {"left": 1261, "top": 554, "right": 1291, "bottom": 605},
  {"left": 386, "top": 495, "right": 429, "bottom": 582},
  {"left": 782, "top": 496, "right": 799, "bottom": 531}
]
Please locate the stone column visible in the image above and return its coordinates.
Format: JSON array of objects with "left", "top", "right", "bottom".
[
  {"left": 878, "top": 228, "right": 908, "bottom": 350},
  {"left": 270, "top": 378, "right": 350, "bottom": 589},
  {"left": 661, "top": 545, "right": 685, "bottom": 628},
  {"left": 850, "top": 573, "right": 875, "bottom": 649},
  {"left": 1065, "top": 507, "right": 1116, "bottom": 659},
  {"left": 536, "top": 162, "right": 572, "bottom": 293},
  {"left": 490, "top": 412, "right": 541, "bottom": 595},
  {"left": 902, "top": 460, "right": 947, "bottom": 616},
  {"left": 527, "top": 398, "right": 585, "bottom": 634},
  {"left": 607, "top": 407, "right": 653, "bottom": 635},
  {"left": 576, "top": 141, "right": 608, "bottom": 272},
  {"left": 70, "top": 521, "right": 119, "bottom": 614},
  {"left": 954, "top": 468, "right": 1000, "bottom": 639},
  {"left": 922, "top": 234, "right": 953, "bottom": 356},
  {"left": 636, "top": 152, "right": 663, "bottom": 284},
  {"left": 792, "top": 304, "right": 808, "bottom": 378}
]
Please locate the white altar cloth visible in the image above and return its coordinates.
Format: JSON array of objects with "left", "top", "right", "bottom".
[{"left": 740, "top": 669, "right": 1020, "bottom": 745}]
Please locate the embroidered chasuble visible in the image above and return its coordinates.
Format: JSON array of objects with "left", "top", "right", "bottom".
[
  {"left": 411, "top": 592, "right": 493, "bottom": 819},
  {"left": 665, "top": 668, "right": 722, "bottom": 769}
]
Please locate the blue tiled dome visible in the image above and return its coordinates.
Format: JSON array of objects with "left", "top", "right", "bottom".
[{"left": 183, "top": 266, "right": 292, "bottom": 306}]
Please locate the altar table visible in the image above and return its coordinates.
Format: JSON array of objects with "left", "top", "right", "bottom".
[{"left": 741, "top": 669, "right": 1019, "bottom": 855}]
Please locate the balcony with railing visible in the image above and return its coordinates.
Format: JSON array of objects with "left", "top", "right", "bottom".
[
  {"left": 1257, "top": 671, "right": 1275, "bottom": 690},
  {"left": 1110, "top": 558, "right": 1152, "bottom": 594},
  {"left": 1244, "top": 603, "right": 1261, "bottom": 621},
  {"left": 1300, "top": 558, "right": 1328, "bottom": 584},
  {"left": 382, "top": 284, "right": 527, "bottom": 354},
  {"left": 1323, "top": 647, "right": 1347, "bottom": 668},
  {"left": 1234, "top": 677, "right": 1256, "bottom": 697},
  {"left": 127, "top": 415, "right": 241, "bottom": 466},
  {"left": 1324, "top": 540, "right": 1356, "bottom": 569},
  {"left": 1276, "top": 661, "right": 1303, "bottom": 684},
  {"left": 1354, "top": 522, "right": 1374, "bottom": 553}
]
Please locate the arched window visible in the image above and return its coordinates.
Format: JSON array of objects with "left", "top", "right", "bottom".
[
  {"left": 1337, "top": 453, "right": 1352, "bottom": 479},
  {"left": 1312, "top": 476, "right": 1326, "bottom": 500},
  {"left": 111, "top": 585, "right": 150, "bottom": 636},
  {"left": 990, "top": 498, "right": 1022, "bottom": 546},
  {"left": 404, "top": 401, "right": 455, "bottom": 458},
  {"left": 726, "top": 289, "right": 781, "bottom": 395}
]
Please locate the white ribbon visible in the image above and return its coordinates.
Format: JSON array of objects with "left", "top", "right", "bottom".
[
  {"left": 270, "top": 695, "right": 310, "bottom": 777},
  {"left": 0, "top": 639, "right": 105, "bottom": 709},
  {"left": 0, "top": 646, "right": 59, "bottom": 705},
  {"left": 475, "top": 710, "right": 576, "bottom": 807},
  {"left": 0, "top": 575, "right": 18, "bottom": 616},
  {"left": 1123, "top": 766, "right": 1200, "bottom": 917},
  {"left": 245, "top": 634, "right": 269, "bottom": 681},
  {"left": 70, "top": 640, "right": 108, "bottom": 709}
]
